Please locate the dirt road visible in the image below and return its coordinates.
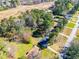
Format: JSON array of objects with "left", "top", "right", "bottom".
[{"left": 0, "top": 2, "right": 54, "bottom": 20}]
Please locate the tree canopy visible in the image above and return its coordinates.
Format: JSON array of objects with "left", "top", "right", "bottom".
[{"left": 63, "top": 41, "right": 79, "bottom": 59}]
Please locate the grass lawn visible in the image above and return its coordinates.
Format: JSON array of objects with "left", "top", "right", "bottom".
[
  {"left": 0, "top": 7, "right": 7, "bottom": 11},
  {"left": 0, "top": 38, "right": 33, "bottom": 59},
  {"left": 0, "top": 38, "right": 8, "bottom": 59},
  {"left": 15, "top": 43, "right": 33, "bottom": 59},
  {"left": 41, "top": 49, "right": 57, "bottom": 59},
  {"left": 74, "top": 37, "right": 79, "bottom": 40},
  {"left": 0, "top": 53, "right": 7, "bottom": 59},
  {"left": 9, "top": 39, "right": 36, "bottom": 59},
  {"left": 0, "top": 28, "right": 38, "bottom": 59},
  {"left": 8, "top": 42, "right": 33, "bottom": 59},
  {"left": 29, "top": 36, "right": 38, "bottom": 45},
  {"left": 71, "top": 17, "right": 77, "bottom": 23},
  {"left": 66, "top": 22, "right": 75, "bottom": 28},
  {"left": 74, "top": 36, "right": 79, "bottom": 43},
  {"left": 0, "top": 38, "right": 6, "bottom": 42},
  {"left": 70, "top": 11, "right": 79, "bottom": 23}
]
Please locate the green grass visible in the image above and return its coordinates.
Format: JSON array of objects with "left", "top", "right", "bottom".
[
  {"left": 66, "top": 22, "right": 75, "bottom": 28},
  {"left": 9, "top": 42, "right": 33, "bottom": 59},
  {"left": 16, "top": 44, "right": 32, "bottom": 58},
  {"left": 0, "top": 53, "right": 7, "bottom": 59},
  {"left": 0, "top": 7, "right": 8, "bottom": 11},
  {"left": 74, "top": 36, "right": 79, "bottom": 43},
  {"left": 41, "top": 49, "right": 57, "bottom": 59},
  {"left": 75, "top": 37, "right": 79, "bottom": 40},
  {"left": 0, "top": 38, "right": 33, "bottom": 59}
]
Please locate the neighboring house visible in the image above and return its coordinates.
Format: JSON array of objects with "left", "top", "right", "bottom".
[
  {"left": 0, "top": 0, "right": 10, "bottom": 7},
  {"left": 0, "top": 0, "right": 17, "bottom": 8},
  {"left": 71, "top": 0, "right": 79, "bottom": 4},
  {"left": 0, "top": 0, "right": 53, "bottom": 6},
  {"left": 20, "top": 0, "right": 33, "bottom": 5},
  {"left": 20, "top": 0, "right": 53, "bottom": 5}
]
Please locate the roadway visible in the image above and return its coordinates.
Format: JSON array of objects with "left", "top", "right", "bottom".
[{"left": 0, "top": 2, "right": 54, "bottom": 20}]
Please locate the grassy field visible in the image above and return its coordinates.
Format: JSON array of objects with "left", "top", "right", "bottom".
[
  {"left": 0, "top": 37, "right": 34, "bottom": 59},
  {"left": 15, "top": 43, "right": 32, "bottom": 58},
  {"left": 71, "top": 17, "right": 77, "bottom": 23},
  {"left": 41, "top": 49, "right": 57, "bottom": 59},
  {"left": 66, "top": 22, "right": 75, "bottom": 28}
]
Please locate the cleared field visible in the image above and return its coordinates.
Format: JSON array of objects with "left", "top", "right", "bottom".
[
  {"left": 61, "top": 28, "right": 72, "bottom": 36},
  {"left": 66, "top": 22, "right": 75, "bottom": 28},
  {"left": 50, "top": 34, "right": 67, "bottom": 52}
]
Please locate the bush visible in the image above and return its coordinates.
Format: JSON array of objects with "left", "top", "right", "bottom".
[{"left": 32, "top": 30, "right": 42, "bottom": 37}]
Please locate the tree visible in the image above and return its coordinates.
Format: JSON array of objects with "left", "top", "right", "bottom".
[
  {"left": 63, "top": 41, "right": 79, "bottom": 59},
  {"left": 0, "top": 17, "right": 17, "bottom": 38},
  {"left": 10, "top": 0, "right": 18, "bottom": 8},
  {"left": 52, "top": 0, "right": 73, "bottom": 15},
  {"left": 0, "top": 43, "right": 7, "bottom": 59},
  {"left": 0, "top": 18, "right": 9, "bottom": 37},
  {"left": 20, "top": 9, "right": 54, "bottom": 37}
]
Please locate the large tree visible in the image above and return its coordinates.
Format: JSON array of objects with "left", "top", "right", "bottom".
[
  {"left": 63, "top": 41, "right": 79, "bottom": 59},
  {"left": 9, "top": 0, "right": 19, "bottom": 8},
  {"left": 53, "top": 0, "right": 73, "bottom": 15},
  {"left": 20, "top": 9, "right": 54, "bottom": 37}
]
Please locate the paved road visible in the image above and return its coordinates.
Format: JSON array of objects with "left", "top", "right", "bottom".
[
  {"left": 64, "top": 16, "right": 79, "bottom": 47},
  {"left": 0, "top": 2, "right": 54, "bottom": 20}
]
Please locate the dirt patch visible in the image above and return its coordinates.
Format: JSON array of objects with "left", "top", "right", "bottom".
[
  {"left": 50, "top": 34, "right": 67, "bottom": 52},
  {"left": 7, "top": 44, "right": 17, "bottom": 59},
  {"left": 61, "top": 28, "right": 72, "bottom": 36}
]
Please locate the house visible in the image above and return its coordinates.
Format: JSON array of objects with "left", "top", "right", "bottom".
[
  {"left": 20, "top": 0, "right": 33, "bottom": 5},
  {"left": 71, "top": 0, "right": 79, "bottom": 4},
  {"left": 0, "top": 0, "right": 12, "bottom": 7},
  {"left": 20, "top": 0, "right": 53, "bottom": 5},
  {"left": 0, "top": 0, "right": 17, "bottom": 8}
]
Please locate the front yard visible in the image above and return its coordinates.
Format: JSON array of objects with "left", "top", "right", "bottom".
[
  {"left": 41, "top": 49, "right": 57, "bottom": 59},
  {"left": 0, "top": 38, "right": 35, "bottom": 59},
  {"left": 50, "top": 34, "right": 67, "bottom": 52},
  {"left": 61, "top": 28, "right": 72, "bottom": 36},
  {"left": 66, "top": 22, "right": 75, "bottom": 28}
]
